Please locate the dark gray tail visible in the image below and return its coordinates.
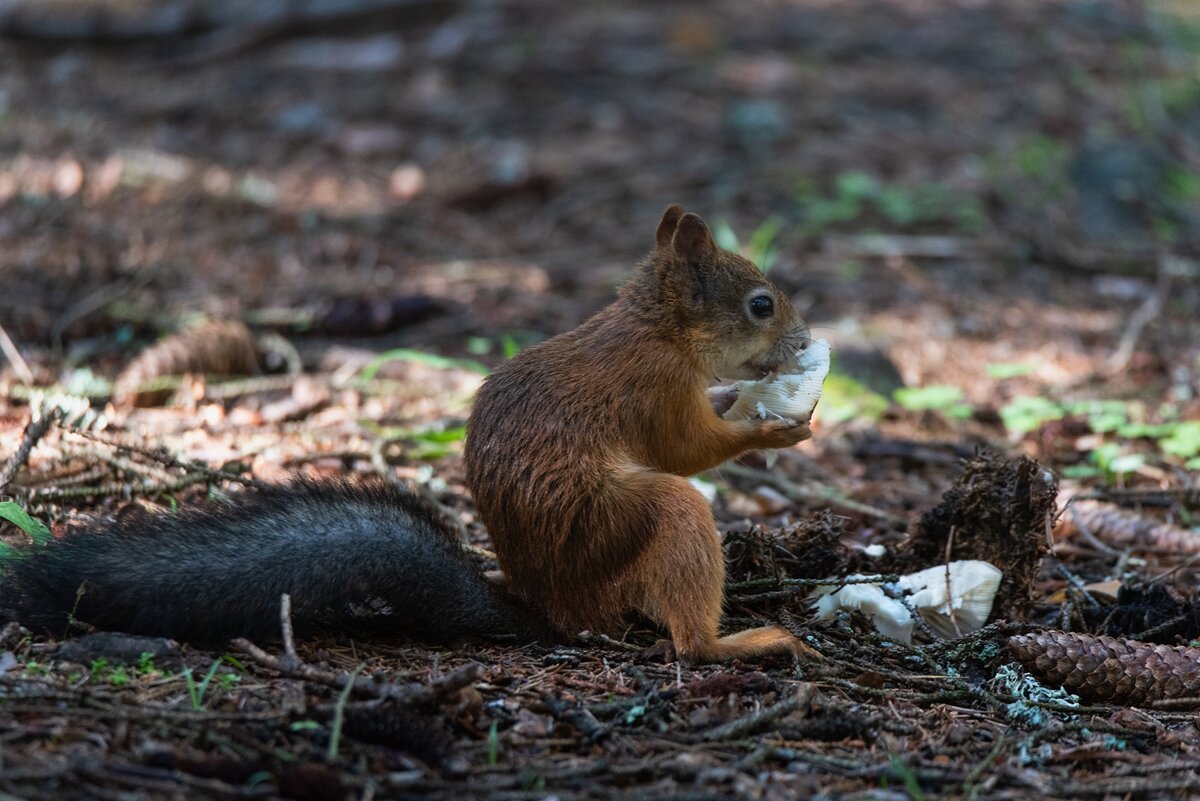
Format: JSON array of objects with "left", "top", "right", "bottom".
[{"left": 0, "top": 480, "right": 547, "bottom": 644}]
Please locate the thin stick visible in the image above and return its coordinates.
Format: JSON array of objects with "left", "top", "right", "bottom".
[
  {"left": 0, "top": 411, "right": 58, "bottom": 495},
  {"left": 0, "top": 322, "right": 33, "bottom": 384},
  {"left": 279, "top": 593, "right": 298, "bottom": 662},
  {"left": 719, "top": 463, "right": 907, "bottom": 525},
  {"left": 693, "top": 683, "right": 814, "bottom": 742},
  {"left": 230, "top": 638, "right": 482, "bottom": 703},
  {"left": 727, "top": 574, "right": 899, "bottom": 594},
  {"left": 943, "top": 525, "right": 959, "bottom": 637},
  {"left": 62, "top": 428, "right": 266, "bottom": 489}
]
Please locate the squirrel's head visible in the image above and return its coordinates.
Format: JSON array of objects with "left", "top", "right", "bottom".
[{"left": 643, "top": 204, "right": 809, "bottom": 381}]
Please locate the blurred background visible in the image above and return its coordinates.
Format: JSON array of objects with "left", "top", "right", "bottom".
[{"left": 0, "top": 0, "right": 1198, "bottom": 481}]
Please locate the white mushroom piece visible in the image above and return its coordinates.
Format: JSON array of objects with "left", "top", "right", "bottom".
[
  {"left": 811, "top": 560, "right": 1003, "bottom": 644},
  {"left": 896, "top": 560, "right": 1003, "bottom": 640},
  {"left": 724, "top": 338, "right": 832, "bottom": 424}
]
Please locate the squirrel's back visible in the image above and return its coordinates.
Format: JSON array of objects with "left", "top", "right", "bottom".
[{"left": 0, "top": 479, "right": 542, "bottom": 644}]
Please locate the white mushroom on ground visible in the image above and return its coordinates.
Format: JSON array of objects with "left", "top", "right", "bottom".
[
  {"left": 897, "top": 560, "right": 1003, "bottom": 640},
  {"left": 811, "top": 560, "right": 1003, "bottom": 644}
]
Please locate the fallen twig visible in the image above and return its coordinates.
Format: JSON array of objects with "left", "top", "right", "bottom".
[
  {"left": 0, "top": 410, "right": 58, "bottom": 495},
  {"left": 691, "top": 683, "right": 814, "bottom": 742},
  {"left": 728, "top": 574, "right": 900, "bottom": 595},
  {"left": 720, "top": 463, "right": 908, "bottom": 526},
  {"left": 230, "top": 638, "right": 482, "bottom": 705}
]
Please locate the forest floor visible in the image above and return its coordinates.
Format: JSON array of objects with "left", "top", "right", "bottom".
[{"left": 0, "top": 0, "right": 1199, "bottom": 799}]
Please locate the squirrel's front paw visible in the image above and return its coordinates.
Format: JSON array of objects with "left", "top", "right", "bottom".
[{"left": 754, "top": 418, "right": 813, "bottom": 449}]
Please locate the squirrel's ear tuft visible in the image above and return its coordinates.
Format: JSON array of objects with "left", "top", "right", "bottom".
[
  {"left": 672, "top": 212, "right": 717, "bottom": 265},
  {"left": 655, "top": 204, "right": 686, "bottom": 248}
]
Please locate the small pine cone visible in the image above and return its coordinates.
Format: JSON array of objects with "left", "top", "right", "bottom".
[
  {"left": 1064, "top": 500, "right": 1200, "bottom": 553},
  {"left": 1009, "top": 631, "right": 1200, "bottom": 705},
  {"left": 112, "top": 320, "right": 260, "bottom": 407}
]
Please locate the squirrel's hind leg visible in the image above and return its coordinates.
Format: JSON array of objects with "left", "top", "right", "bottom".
[{"left": 625, "top": 473, "right": 819, "bottom": 664}]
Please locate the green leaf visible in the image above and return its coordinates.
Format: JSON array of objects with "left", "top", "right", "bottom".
[
  {"left": 893, "top": 385, "right": 965, "bottom": 412},
  {"left": 818, "top": 374, "right": 889, "bottom": 425},
  {"left": 1116, "top": 421, "right": 1179, "bottom": 439},
  {"left": 412, "top": 426, "right": 467, "bottom": 444},
  {"left": 465, "top": 336, "right": 492, "bottom": 356},
  {"left": 1000, "top": 396, "right": 1065, "bottom": 435},
  {"left": 712, "top": 219, "right": 740, "bottom": 252},
  {"left": 836, "top": 171, "right": 878, "bottom": 200},
  {"left": 1106, "top": 453, "right": 1146, "bottom": 475},
  {"left": 290, "top": 720, "right": 322, "bottom": 732},
  {"left": 359, "top": 348, "right": 488, "bottom": 381},
  {"left": 1089, "top": 411, "right": 1129, "bottom": 434},
  {"left": 876, "top": 187, "right": 917, "bottom": 226},
  {"left": 1161, "top": 421, "right": 1200, "bottom": 459},
  {"left": 500, "top": 334, "right": 523, "bottom": 360},
  {"left": 747, "top": 216, "right": 783, "bottom": 273},
  {"left": 946, "top": 404, "right": 974, "bottom": 420},
  {"left": 487, "top": 721, "right": 500, "bottom": 767},
  {"left": 985, "top": 362, "right": 1036, "bottom": 380},
  {"left": 0, "top": 502, "right": 51, "bottom": 544}
]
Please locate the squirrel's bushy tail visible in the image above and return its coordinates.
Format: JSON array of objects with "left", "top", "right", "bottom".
[{"left": 0, "top": 480, "right": 546, "bottom": 644}]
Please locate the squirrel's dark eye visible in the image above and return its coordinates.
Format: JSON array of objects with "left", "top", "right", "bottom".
[{"left": 749, "top": 295, "right": 774, "bottom": 319}]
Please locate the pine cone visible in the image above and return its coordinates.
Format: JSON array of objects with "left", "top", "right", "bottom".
[
  {"left": 1008, "top": 631, "right": 1200, "bottom": 705},
  {"left": 1063, "top": 500, "right": 1200, "bottom": 553},
  {"left": 112, "top": 320, "right": 260, "bottom": 407}
]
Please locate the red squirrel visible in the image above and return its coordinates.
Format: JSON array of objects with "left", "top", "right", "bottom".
[
  {"left": 1, "top": 206, "right": 816, "bottom": 662},
  {"left": 466, "top": 205, "right": 813, "bottom": 661}
]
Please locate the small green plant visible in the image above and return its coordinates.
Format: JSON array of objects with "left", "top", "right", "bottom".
[
  {"left": 999, "top": 395, "right": 1066, "bottom": 435},
  {"left": 361, "top": 422, "right": 469, "bottom": 461},
  {"left": 137, "top": 652, "right": 161, "bottom": 677},
  {"left": 1062, "top": 442, "right": 1147, "bottom": 481},
  {"left": 486, "top": 721, "right": 500, "bottom": 767},
  {"left": 107, "top": 666, "right": 132, "bottom": 687},
  {"left": 894, "top": 385, "right": 972, "bottom": 419},
  {"left": 999, "top": 395, "right": 1200, "bottom": 475},
  {"left": 1165, "top": 166, "right": 1200, "bottom": 208},
  {"left": 1160, "top": 420, "right": 1200, "bottom": 464},
  {"left": 985, "top": 361, "right": 1037, "bottom": 380},
  {"left": 182, "top": 659, "right": 225, "bottom": 710},
  {"left": 290, "top": 720, "right": 323, "bottom": 732},
  {"left": 794, "top": 172, "right": 984, "bottom": 236},
  {"left": 0, "top": 501, "right": 52, "bottom": 545},
  {"left": 1011, "top": 135, "right": 1072, "bottom": 195},
  {"left": 885, "top": 752, "right": 928, "bottom": 801},
  {"left": 408, "top": 426, "right": 468, "bottom": 460},
  {"left": 817, "top": 374, "right": 890, "bottom": 426},
  {"left": 358, "top": 348, "right": 489, "bottom": 382},
  {"left": 22, "top": 660, "right": 50, "bottom": 678},
  {"left": 713, "top": 216, "right": 784, "bottom": 273},
  {"left": 85, "top": 656, "right": 133, "bottom": 687},
  {"left": 465, "top": 334, "right": 527, "bottom": 360}
]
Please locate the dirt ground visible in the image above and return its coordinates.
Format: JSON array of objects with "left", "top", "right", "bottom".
[{"left": 0, "top": 0, "right": 1199, "bottom": 799}]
